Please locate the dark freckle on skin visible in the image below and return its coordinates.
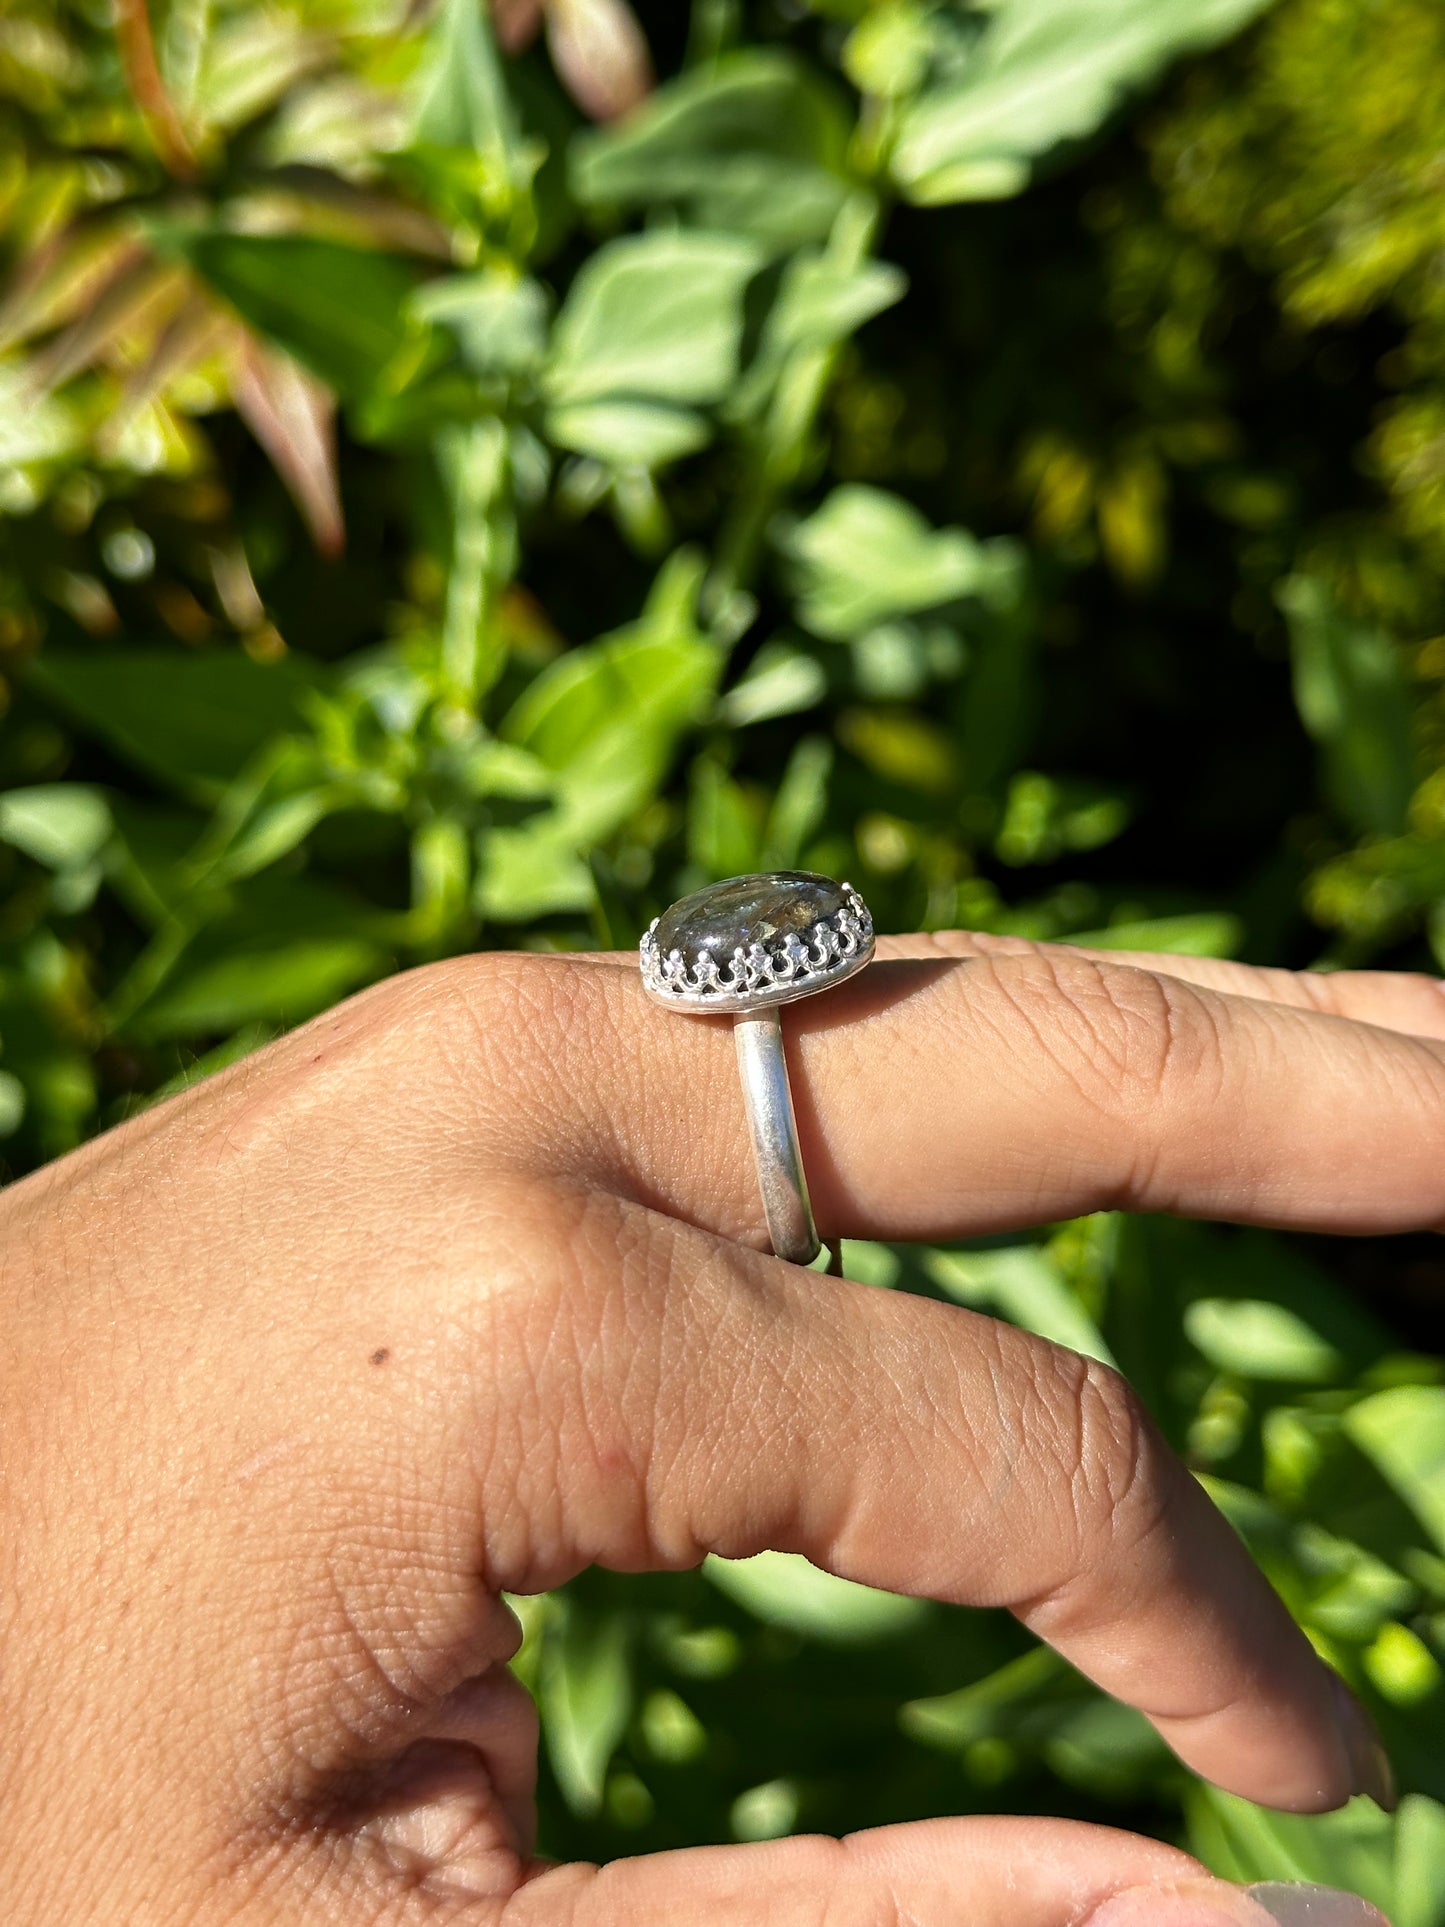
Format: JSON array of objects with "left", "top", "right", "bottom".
[{"left": 370, "top": 1348, "right": 390, "bottom": 1366}]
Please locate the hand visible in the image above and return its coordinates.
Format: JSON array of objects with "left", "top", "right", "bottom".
[{"left": 4, "top": 932, "right": 1428, "bottom": 1925}]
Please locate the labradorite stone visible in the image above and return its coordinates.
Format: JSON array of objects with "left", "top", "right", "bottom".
[{"left": 655, "top": 871, "right": 846, "bottom": 964}]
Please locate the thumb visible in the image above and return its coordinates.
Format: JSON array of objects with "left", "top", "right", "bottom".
[{"left": 453, "top": 1822, "right": 1386, "bottom": 1926}]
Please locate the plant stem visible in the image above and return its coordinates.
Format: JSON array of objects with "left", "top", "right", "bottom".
[
  {"left": 706, "top": 193, "right": 884, "bottom": 623},
  {"left": 440, "top": 416, "right": 513, "bottom": 709}
]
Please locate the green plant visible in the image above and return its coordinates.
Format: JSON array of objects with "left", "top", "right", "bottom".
[{"left": 3, "top": 0, "right": 1444, "bottom": 1907}]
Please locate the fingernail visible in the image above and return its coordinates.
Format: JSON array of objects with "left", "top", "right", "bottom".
[
  {"left": 1330, "top": 1673, "right": 1398, "bottom": 1811},
  {"left": 1085, "top": 1881, "right": 1391, "bottom": 1927},
  {"left": 1246, "top": 1884, "right": 1392, "bottom": 1925}
]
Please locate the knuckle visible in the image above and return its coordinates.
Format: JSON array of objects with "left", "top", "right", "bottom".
[
  {"left": 1020, "top": 1340, "right": 1171, "bottom": 1601},
  {"left": 384, "top": 952, "right": 613, "bottom": 1151},
  {"left": 1068, "top": 1354, "right": 1160, "bottom": 1527},
  {"left": 983, "top": 951, "right": 1228, "bottom": 1138}
]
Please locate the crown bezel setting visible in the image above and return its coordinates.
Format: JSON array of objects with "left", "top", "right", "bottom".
[{"left": 640, "top": 876, "right": 875, "bottom": 1013}]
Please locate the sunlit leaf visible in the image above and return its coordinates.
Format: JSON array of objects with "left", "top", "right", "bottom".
[
  {"left": 783, "top": 486, "right": 1000, "bottom": 639},
  {"left": 571, "top": 48, "right": 853, "bottom": 247},
  {"left": 538, "top": 1596, "right": 632, "bottom": 1816},
  {"left": 1187, "top": 1785, "right": 1397, "bottom": 1908},
  {"left": 0, "top": 783, "right": 112, "bottom": 878},
  {"left": 412, "top": 269, "right": 550, "bottom": 382},
  {"left": 705, "top": 1550, "right": 930, "bottom": 1644},
  {"left": 546, "top": 229, "right": 764, "bottom": 412},
  {"left": 25, "top": 252, "right": 187, "bottom": 395},
  {"left": 718, "top": 642, "right": 828, "bottom": 728},
  {"left": 503, "top": 619, "right": 718, "bottom": 840},
  {"left": 414, "top": 0, "right": 531, "bottom": 196},
  {"left": 1185, "top": 1297, "right": 1344, "bottom": 1383},
  {"left": 1395, "top": 1796, "right": 1445, "bottom": 1927},
  {"left": 892, "top": 0, "right": 1276, "bottom": 205},
  {"left": 1346, "top": 1388, "right": 1445, "bottom": 1556},
  {"left": 545, "top": 399, "right": 711, "bottom": 468},
  {"left": 926, "top": 1244, "right": 1116, "bottom": 1366},
  {"left": 1067, "top": 913, "right": 1243, "bottom": 957}
]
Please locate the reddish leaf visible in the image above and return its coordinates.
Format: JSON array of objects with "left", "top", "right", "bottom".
[
  {"left": 101, "top": 291, "right": 231, "bottom": 450},
  {"left": 0, "top": 227, "right": 142, "bottom": 354},
  {"left": 231, "top": 333, "right": 345, "bottom": 557},
  {"left": 113, "top": 0, "right": 199, "bottom": 179},
  {"left": 545, "top": 0, "right": 653, "bottom": 122},
  {"left": 493, "top": 0, "right": 546, "bottom": 53},
  {"left": 25, "top": 251, "right": 187, "bottom": 394}
]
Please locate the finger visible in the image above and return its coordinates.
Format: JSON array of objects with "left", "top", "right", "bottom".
[
  {"left": 485, "top": 1202, "right": 1372, "bottom": 1812},
  {"left": 591, "top": 926, "right": 1445, "bottom": 1043},
  {"left": 873, "top": 928, "right": 1445, "bottom": 1043},
  {"left": 501, "top": 949, "right": 1445, "bottom": 1243},
  {"left": 470, "top": 1819, "right": 1368, "bottom": 1925}
]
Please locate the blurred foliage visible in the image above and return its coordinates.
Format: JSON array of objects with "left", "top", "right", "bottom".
[{"left": 3, "top": 0, "right": 1445, "bottom": 1908}]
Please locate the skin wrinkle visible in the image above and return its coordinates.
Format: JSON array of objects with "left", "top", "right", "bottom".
[{"left": 1018, "top": 1371, "right": 1175, "bottom": 1645}]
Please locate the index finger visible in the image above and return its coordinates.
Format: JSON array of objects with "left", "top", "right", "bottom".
[{"left": 514, "top": 946, "right": 1445, "bottom": 1245}]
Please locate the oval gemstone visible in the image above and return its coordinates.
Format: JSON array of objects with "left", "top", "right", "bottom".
[{"left": 654, "top": 871, "right": 847, "bottom": 967}]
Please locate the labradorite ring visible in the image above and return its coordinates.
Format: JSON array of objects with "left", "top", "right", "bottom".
[{"left": 639, "top": 871, "right": 876, "bottom": 1268}]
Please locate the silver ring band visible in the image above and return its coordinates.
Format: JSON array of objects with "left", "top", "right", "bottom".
[
  {"left": 639, "top": 871, "right": 875, "bottom": 1268},
  {"left": 734, "top": 1009, "right": 819, "bottom": 1266}
]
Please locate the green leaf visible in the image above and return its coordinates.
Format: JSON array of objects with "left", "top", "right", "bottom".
[
  {"left": 730, "top": 246, "right": 906, "bottom": 420},
  {"left": 1187, "top": 1785, "right": 1397, "bottom": 1909},
  {"left": 474, "top": 819, "right": 596, "bottom": 922},
  {"left": 26, "top": 652, "right": 322, "bottom": 801},
  {"left": 538, "top": 1597, "right": 632, "bottom": 1817},
  {"left": 545, "top": 231, "right": 765, "bottom": 422},
  {"left": 0, "top": 1068, "right": 26, "bottom": 1137},
  {"left": 1066, "top": 912, "right": 1243, "bottom": 958},
  {"left": 902, "top": 1645, "right": 1084, "bottom": 1750},
  {"left": 571, "top": 49, "right": 854, "bottom": 249},
  {"left": 115, "top": 869, "right": 393, "bottom": 1040},
  {"left": 688, "top": 756, "right": 762, "bottom": 878},
  {"left": 411, "top": 0, "right": 529, "bottom": 192},
  {"left": 1395, "top": 1796, "right": 1445, "bottom": 1927},
  {"left": 844, "top": 1, "right": 937, "bottom": 101},
  {"left": 159, "top": 231, "right": 422, "bottom": 403},
  {"left": 783, "top": 486, "right": 998, "bottom": 639},
  {"left": 1346, "top": 1388, "right": 1445, "bottom": 1557},
  {"left": 705, "top": 1550, "right": 929, "bottom": 1644},
  {"left": 501, "top": 556, "right": 719, "bottom": 843},
  {"left": 718, "top": 641, "right": 828, "bottom": 728},
  {"left": 1280, "top": 574, "right": 1415, "bottom": 839},
  {"left": 892, "top": 0, "right": 1276, "bottom": 205},
  {"left": 0, "top": 785, "right": 112, "bottom": 871},
  {"left": 762, "top": 735, "right": 833, "bottom": 868},
  {"left": 1184, "top": 1297, "right": 1344, "bottom": 1383},
  {"left": 412, "top": 270, "right": 550, "bottom": 383},
  {"left": 545, "top": 400, "right": 712, "bottom": 469},
  {"left": 925, "top": 1244, "right": 1116, "bottom": 1366},
  {"left": 995, "top": 772, "right": 1130, "bottom": 866},
  {"left": 761, "top": 252, "right": 906, "bottom": 364},
  {"left": 126, "top": 936, "right": 384, "bottom": 1039}
]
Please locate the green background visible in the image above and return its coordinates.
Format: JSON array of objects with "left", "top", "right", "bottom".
[{"left": 3, "top": 0, "right": 1445, "bottom": 1909}]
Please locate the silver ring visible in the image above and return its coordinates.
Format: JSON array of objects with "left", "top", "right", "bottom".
[{"left": 639, "top": 871, "right": 876, "bottom": 1267}]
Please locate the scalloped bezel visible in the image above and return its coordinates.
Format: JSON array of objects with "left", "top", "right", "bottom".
[{"left": 639, "top": 879, "right": 875, "bottom": 1014}]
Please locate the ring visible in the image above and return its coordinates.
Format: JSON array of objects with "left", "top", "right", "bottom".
[{"left": 639, "top": 871, "right": 876, "bottom": 1268}]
